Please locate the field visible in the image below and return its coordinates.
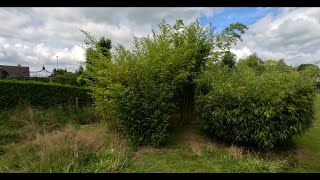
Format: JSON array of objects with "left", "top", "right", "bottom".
[{"left": 0, "top": 96, "right": 319, "bottom": 173}]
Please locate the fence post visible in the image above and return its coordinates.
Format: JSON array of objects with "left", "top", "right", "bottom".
[{"left": 75, "top": 97, "right": 79, "bottom": 109}]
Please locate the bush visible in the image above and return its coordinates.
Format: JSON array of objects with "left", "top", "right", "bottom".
[
  {"left": 82, "top": 20, "right": 247, "bottom": 146},
  {"left": 0, "top": 80, "right": 92, "bottom": 109},
  {"left": 195, "top": 60, "right": 316, "bottom": 150},
  {"left": 83, "top": 20, "right": 217, "bottom": 146}
]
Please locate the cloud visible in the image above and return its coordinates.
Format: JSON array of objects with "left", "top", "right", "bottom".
[
  {"left": 230, "top": 46, "right": 252, "bottom": 60},
  {"left": 0, "top": 40, "right": 84, "bottom": 72},
  {"left": 0, "top": 7, "right": 217, "bottom": 72},
  {"left": 231, "top": 8, "right": 320, "bottom": 66},
  {"left": 2, "top": 7, "right": 320, "bottom": 73}
]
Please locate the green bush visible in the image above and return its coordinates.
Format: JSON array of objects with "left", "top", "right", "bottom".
[
  {"left": 83, "top": 20, "right": 217, "bottom": 146},
  {"left": 82, "top": 19, "right": 247, "bottom": 147},
  {"left": 0, "top": 80, "right": 92, "bottom": 109},
  {"left": 195, "top": 60, "right": 316, "bottom": 150}
]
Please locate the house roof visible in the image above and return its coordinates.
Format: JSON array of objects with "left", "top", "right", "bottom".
[{"left": 0, "top": 65, "right": 30, "bottom": 77}]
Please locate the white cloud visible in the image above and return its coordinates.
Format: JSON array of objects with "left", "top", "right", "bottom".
[
  {"left": 2, "top": 7, "right": 320, "bottom": 72},
  {"left": 0, "top": 39, "right": 85, "bottom": 72},
  {"left": 0, "top": 7, "right": 217, "bottom": 72},
  {"left": 232, "top": 8, "right": 320, "bottom": 66},
  {"left": 230, "top": 46, "right": 252, "bottom": 60}
]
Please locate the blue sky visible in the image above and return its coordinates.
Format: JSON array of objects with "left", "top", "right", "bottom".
[{"left": 200, "top": 7, "right": 281, "bottom": 32}]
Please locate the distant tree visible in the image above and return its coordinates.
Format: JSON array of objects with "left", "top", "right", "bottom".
[
  {"left": 237, "top": 53, "right": 265, "bottom": 74},
  {"left": 299, "top": 64, "right": 320, "bottom": 86},
  {"left": 297, "top": 64, "right": 319, "bottom": 71},
  {"left": 98, "top": 37, "right": 112, "bottom": 59},
  {"left": 238, "top": 54, "right": 262, "bottom": 67},
  {"left": 75, "top": 65, "right": 84, "bottom": 75},
  {"left": 50, "top": 68, "right": 79, "bottom": 86},
  {"left": 52, "top": 68, "right": 67, "bottom": 75},
  {"left": 221, "top": 51, "right": 236, "bottom": 68}
]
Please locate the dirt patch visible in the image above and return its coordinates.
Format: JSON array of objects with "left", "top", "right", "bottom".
[
  {"left": 228, "top": 145, "right": 244, "bottom": 158},
  {"left": 133, "top": 152, "right": 145, "bottom": 164},
  {"left": 294, "top": 145, "right": 310, "bottom": 164},
  {"left": 182, "top": 130, "right": 217, "bottom": 156}
]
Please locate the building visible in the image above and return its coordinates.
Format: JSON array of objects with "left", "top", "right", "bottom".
[
  {"left": 30, "top": 65, "right": 52, "bottom": 77},
  {"left": 0, "top": 64, "right": 30, "bottom": 79}
]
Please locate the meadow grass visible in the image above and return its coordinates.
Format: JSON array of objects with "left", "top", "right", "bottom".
[{"left": 1, "top": 95, "right": 320, "bottom": 172}]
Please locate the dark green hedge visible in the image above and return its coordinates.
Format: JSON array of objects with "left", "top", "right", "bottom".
[
  {"left": 195, "top": 63, "right": 316, "bottom": 150},
  {"left": 0, "top": 80, "right": 92, "bottom": 109}
]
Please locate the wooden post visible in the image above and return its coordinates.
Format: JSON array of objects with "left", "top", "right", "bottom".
[{"left": 75, "top": 97, "right": 79, "bottom": 108}]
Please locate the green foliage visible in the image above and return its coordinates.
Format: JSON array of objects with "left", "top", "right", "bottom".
[
  {"left": 82, "top": 19, "right": 219, "bottom": 146},
  {"left": 195, "top": 59, "right": 316, "bottom": 150},
  {"left": 297, "top": 64, "right": 320, "bottom": 90},
  {"left": 216, "top": 22, "right": 248, "bottom": 51},
  {"left": 297, "top": 63, "right": 319, "bottom": 71},
  {"left": 221, "top": 51, "right": 236, "bottom": 68},
  {"left": 50, "top": 67, "right": 84, "bottom": 86},
  {"left": 97, "top": 37, "right": 112, "bottom": 59},
  {"left": 237, "top": 54, "right": 264, "bottom": 73},
  {"left": 0, "top": 80, "right": 92, "bottom": 109},
  {"left": 77, "top": 30, "right": 113, "bottom": 87},
  {"left": 5, "top": 77, "right": 51, "bottom": 83},
  {"left": 81, "top": 19, "right": 247, "bottom": 147}
]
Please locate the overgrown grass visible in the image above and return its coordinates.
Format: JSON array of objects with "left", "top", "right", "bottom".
[
  {"left": 1, "top": 95, "right": 320, "bottom": 173},
  {"left": 0, "top": 105, "right": 101, "bottom": 147},
  {"left": 0, "top": 106, "right": 129, "bottom": 172},
  {"left": 0, "top": 124, "right": 129, "bottom": 172}
]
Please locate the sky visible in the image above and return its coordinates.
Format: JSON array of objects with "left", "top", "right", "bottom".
[{"left": 1, "top": 7, "right": 320, "bottom": 74}]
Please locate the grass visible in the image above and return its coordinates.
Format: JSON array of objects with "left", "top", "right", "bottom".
[
  {"left": 0, "top": 124, "right": 129, "bottom": 172},
  {"left": 124, "top": 125, "right": 286, "bottom": 173},
  {"left": 0, "top": 105, "right": 129, "bottom": 173},
  {"left": 291, "top": 94, "right": 320, "bottom": 172},
  {"left": 1, "top": 95, "right": 320, "bottom": 172},
  {"left": 0, "top": 105, "right": 100, "bottom": 147},
  {"left": 124, "top": 93, "right": 320, "bottom": 173}
]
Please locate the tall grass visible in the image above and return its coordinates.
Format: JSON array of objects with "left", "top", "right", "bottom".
[
  {"left": 0, "top": 124, "right": 129, "bottom": 172},
  {"left": 0, "top": 105, "right": 130, "bottom": 173},
  {"left": 0, "top": 105, "right": 101, "bottom": 146}
]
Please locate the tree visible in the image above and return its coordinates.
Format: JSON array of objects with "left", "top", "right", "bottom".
[
  {"left": 98, "top": 37, "right": 112, "bottom": 59},
  {"left": 78, "top": 30, "right": 113, "bottom": 86},
  {"left": 221, "top": 51, "right": 236, "bottom": 68},
  {"left": 76, "top": 65, "right": 84, "bottom": 75},
  {"left": 297, "top": 64, "right": 319, "bottom": 71},
  {"left": 50, "top": 67, "right": 83, "bottom": 86},
  {"left": 299, "top": 64, "right": 320, "bottom": 86}
]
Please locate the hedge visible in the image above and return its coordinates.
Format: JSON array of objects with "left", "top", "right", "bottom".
[
  {"left": 195, "top": 63, "right": 316, "bottom": 150},
  {"left": 0, "top": 80, "right": 92, "bottom": 109}
]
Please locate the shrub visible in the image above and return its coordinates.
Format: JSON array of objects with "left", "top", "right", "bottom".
[
  {"left": 82, "top": 19, "right": 247, "bottom": 146},
  {"left": 0, "top": 80, "right": 92, "bottom": 109},
  {"left": 83, "top": 20, "right": 216, "bottom": 146},
  {"left": 195, "top": 60, "right": 316, "bottom": 150}
]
